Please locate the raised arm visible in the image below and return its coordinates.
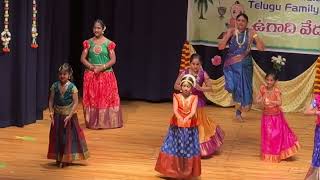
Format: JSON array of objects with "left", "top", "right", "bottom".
[
  {"left": 251, "top": 29, "right": 265, "bottom": 51},
  {"left": 218, "top": 28, "right": 234, "bottom": 50}
]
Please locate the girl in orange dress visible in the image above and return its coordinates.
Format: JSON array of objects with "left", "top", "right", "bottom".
[{"left": 155, "top": 74, "right": 201, "bottom": 179}]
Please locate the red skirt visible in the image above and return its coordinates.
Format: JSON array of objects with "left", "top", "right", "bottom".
[
  {"left": 47, "top": 113, "right": 89, "bottom": 162},
  {"left": 83, "top": 71, "right": 123, "bottom": 129}
]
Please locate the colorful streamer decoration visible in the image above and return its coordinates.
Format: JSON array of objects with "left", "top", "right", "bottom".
[
  {"left": 1, "top": 0, "right": 11, "bottom": 53},
  {"left": 31, "top": 0, "right": 38, "bottom": 48}
]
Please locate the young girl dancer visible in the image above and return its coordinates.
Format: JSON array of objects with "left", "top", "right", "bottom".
[
  {"left": 155, "top": 74, "right": 201, "bottom": 179},
  {"left": 174, "top": 53, "right": 224, "bottom": 157},
  {"left": 256, "top": 71, "right": 299, "bottom": 162},
  {"left": 47, "top": 63, "right": 89, "bottom": 168}
]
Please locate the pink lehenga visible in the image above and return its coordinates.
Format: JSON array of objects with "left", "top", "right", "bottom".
[{"left": 259, "top": 85, "right": 300, "bottom": 162}]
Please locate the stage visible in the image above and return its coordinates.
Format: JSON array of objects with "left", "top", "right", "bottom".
[{"left": 0, "top": 101, "right": 314, "bottom": 180}]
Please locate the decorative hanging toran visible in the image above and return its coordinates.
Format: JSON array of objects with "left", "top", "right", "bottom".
[
  {"left": 1, "top": 0, "right": 10, "bottom": 53},
  {"left": 31, "top": 0, "right": 38, "bottom": 48}
]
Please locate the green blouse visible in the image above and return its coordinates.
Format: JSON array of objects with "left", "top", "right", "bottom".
[
  {"left": 88, "top": 39, "right": 113, "bottom": 72},
  {"left": 50, "top": 81, "right": 78, "bottom": 115}
]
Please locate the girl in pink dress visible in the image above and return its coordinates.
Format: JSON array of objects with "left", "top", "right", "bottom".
[{"left": 256, "top": 71, "right": 300, "bottom": 162}]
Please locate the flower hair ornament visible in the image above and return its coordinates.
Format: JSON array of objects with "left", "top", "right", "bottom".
[
  {"left": 180, "top": 74, "right": 196, "bottom": 87},
  {"left": 31, "top": 0, "right": 38, "bottom": 48}
]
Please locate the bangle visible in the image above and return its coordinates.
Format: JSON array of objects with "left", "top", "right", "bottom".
[
  {"left": 253, "top": 34, "right": 258, "bottom": 39},
  {"left": 103, "top": 64, "right": 107, "bottom": 69}
]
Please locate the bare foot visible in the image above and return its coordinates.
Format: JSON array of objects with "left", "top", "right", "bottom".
[
  {"left": 58, "top": 162, "right": 69, "bottom": 168},
  {"left": 236, "top": 115, "right": 244, "bottom": 122},
  {"left": 56, "top": 161, "right": 60, "bottom": 166},
  {"left": 58, "top": 162, "right": 63, "bottom": 168},
  {"left": 304, "top": 167, "right": 315, "bottom": 180}
]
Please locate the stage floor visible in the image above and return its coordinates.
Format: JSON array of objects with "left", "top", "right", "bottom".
[{"left": 0, "top": 101, "right": 314, "bottom": 180}]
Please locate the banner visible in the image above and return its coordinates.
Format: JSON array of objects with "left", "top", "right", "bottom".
[{"left": 187, "top": 0, "right": 320, "bottom": 54}]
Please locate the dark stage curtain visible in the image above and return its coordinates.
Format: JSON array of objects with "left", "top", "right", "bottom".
[
  {"left": 0, "top": 0, "right": 188, "bottom": 127},
  {"left": 69, "top": 0, "right": 188, "bottom": 101},
  {"left": 0, "top": 0, "right": 317, "bottom": 127},
  {"left": 0, "top": 0, "right": 71, "bottom": 127}
]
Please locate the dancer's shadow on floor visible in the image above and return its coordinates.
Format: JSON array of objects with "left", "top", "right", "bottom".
[
  {"left": 41, "top": 162, "right": 88, "bottom": 169},
  {"left": 201, "top": 151, "right": 222, "bottom": 160},
  {"left": 157, "top": 176, "right": 201, "bottom": 180},
  {"left": 284, "top": 156, "right": 299, "bottom": 162}
]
